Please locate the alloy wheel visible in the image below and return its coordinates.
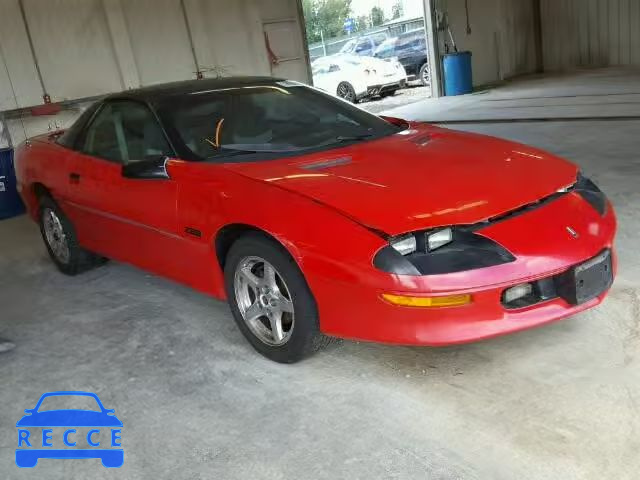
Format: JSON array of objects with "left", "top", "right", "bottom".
[
  {"left": 421, "top": 67, "right": 430, "bottom": 85},
  {"left": 337, "top": 83, "right": 355, "bottom": 102},
  {"left": 234, "top": 256, "right": 295, "bottom": 346},
  {"left": 42, "top": 208, "right": 70, "bottom": 264}
]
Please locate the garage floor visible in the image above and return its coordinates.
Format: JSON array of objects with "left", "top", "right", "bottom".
[
  {"left": 2, "top": 70, "right": 640, "bottom": 479},
  {"left": 386, "top": 67, "right": 640, "bottom": 122}
]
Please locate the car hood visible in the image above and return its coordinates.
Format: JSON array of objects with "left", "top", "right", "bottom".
[
  {"left": 320, "top": 54, "right": 389, "bottom": 70},
  {"left": 16, "top": 410, "right": 123, "bottom": 427},
  {"left": 356, "top": 55, "right": 391, "bottom": 68},
  {"left": 223, "top": 124, "right": 579, "bottom": 236}
]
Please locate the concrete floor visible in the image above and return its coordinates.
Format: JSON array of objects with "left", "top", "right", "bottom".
[
  {"left": 358, "top": 84, "right": 432, "bottom": 115},
  {"left": 1, "top": 69, "right": 640, "bottom": 479},
  {"left": 385, "top": 67, "right": 640, "bottom": 122}
]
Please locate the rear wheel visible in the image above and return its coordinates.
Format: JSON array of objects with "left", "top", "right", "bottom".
[
  {"left": 224, "top": 233, "right": 331, "bottom": 363},
  {"left": 337, "top": 82, "right": 357, "bottom": 103},
  {"left": 419, "top": 63, "right": 430, "bottom": 86},
  {"left": 38, "top": 195, "right": 106, "bottom": 275}
]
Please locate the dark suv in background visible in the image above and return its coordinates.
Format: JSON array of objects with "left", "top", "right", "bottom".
[
  {"left": 339, "top": 32, "right": 389, "bottom": 57},
  {"left": 374, "top": 30, "right": 429, "bottom": 86}
]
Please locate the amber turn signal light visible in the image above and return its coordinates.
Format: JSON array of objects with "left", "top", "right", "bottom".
[{"left": 381, "top": 293, "right": 472, "bottom": 308}]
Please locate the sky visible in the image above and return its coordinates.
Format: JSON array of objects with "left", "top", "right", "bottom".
[{"left": 349, "top": 0, "right": 425, "bottom": 19}]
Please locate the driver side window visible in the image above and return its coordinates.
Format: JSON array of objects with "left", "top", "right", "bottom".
[{"left": 82, "top": 101, "right": 173, "bottom": 164}]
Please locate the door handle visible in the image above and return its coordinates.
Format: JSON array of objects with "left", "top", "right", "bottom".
[{"left": 69, "top": 173, "right": 80, "bottom": 184}]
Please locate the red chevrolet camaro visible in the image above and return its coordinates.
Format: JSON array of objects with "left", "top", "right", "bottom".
[{"left": 15, "top": 77, "right": 616, "bottom": 362}]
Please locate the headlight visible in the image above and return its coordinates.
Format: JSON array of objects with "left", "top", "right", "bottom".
[
  {"left": 375, "top": 228, "right": 515, "bottom": 276},
  {"left": 427, "top": 228, "right": 452, "bottom": 251},
  {"left": 575, "top": 172, "right": 607, "bottom": 215},
  {"left": 390, "top": 234, "right": 417, "bottom": 255}
]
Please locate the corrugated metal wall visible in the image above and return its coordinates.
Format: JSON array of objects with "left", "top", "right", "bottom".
[
  {"left": 438, "top": 0, "right": 539, "bottom": 87},
  {"left": 0, "top": 0, "right": 310, "bottom": 112},
  {"left": 541, "top": 0, "right": 640, "bottom": 70}
]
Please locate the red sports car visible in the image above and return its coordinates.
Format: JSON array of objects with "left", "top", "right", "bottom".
[{"left": 15, "top": 77, "right": 616, "bottom": 363}]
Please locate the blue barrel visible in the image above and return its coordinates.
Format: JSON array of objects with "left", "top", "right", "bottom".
[
  {"left": 442, "top": 51, "right": 473, "bottom": 96},
  {"left": 0, "top": 149, "right": 25, "bottom": 220}
]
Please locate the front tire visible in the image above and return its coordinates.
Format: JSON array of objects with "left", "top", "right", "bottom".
[
  {"left": 337, "top": 82, "right": 357, "bottom": 103},
  {"left": 224, "top": 233, "right": 330, "bottom": 363},
  {"left": 38, "top": 195, "right": 105, "bottom": 275}
]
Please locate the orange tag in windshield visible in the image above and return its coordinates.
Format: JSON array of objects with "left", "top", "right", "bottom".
[{"left": 204, "top": 118, "right": 225, "bottom": 148}]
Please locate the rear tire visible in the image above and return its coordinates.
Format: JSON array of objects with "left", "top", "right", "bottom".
[
  {"left": 419, "top": 63, "right": 430, "bottom": 86},
  {"left": 224, "top": 233, "right": 331, "bottom": 363},
  {"left": 38, "top": 195, "right": 106, "bottom": 275}
]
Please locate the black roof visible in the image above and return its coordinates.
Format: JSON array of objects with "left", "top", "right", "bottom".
[{"left": 106, "top": 76, "right": 286, "bottom": 102}]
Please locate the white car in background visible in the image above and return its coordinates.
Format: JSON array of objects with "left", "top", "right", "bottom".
[{"left": 311, "top": 54, "right": 406, "bottom": 103}]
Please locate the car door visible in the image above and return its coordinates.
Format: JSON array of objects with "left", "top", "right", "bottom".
[{"left": 63, "top": 100, "right": 184, "bottom": 277}]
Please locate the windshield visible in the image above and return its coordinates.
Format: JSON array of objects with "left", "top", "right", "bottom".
[
  {"left": 157, "top": 83, "right": 401, "bottom": 162},
  {"left": 340, "top": 55, "right": 364, "bottom": 66},
  {"left": 339, "top": 40, "right": 356, "bottom": 53}
]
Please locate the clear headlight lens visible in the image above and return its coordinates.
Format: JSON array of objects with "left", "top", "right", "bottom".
[
  {"left": 376, "top": 227, "right": 515, "bottom": 276},
  {"left": 390, "top": 234, "right": 417, "bottom": 255},
  {"left": 426, "top": 228, "right": 453, "bottom": 251}
]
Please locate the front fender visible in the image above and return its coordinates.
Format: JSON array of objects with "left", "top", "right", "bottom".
[
  {"left": 215, "top": 169, "right": 387, "bottom": 283},
  {"left": 170, "top": 162, "right": 389, "bottom": 299}
]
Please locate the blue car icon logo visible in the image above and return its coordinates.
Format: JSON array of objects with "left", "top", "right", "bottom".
[{"left": 16, "top": 391, "right": 123, "bottom": 468}]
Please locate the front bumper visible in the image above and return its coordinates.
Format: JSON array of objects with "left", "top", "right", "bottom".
[
  {"left": 314, "top": 251, "right": 615, "bottom": 345},
  {"left": 309, "top": 194, "right": 617, "bottom": 345}
]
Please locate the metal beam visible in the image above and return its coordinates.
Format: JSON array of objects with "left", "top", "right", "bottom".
[
  {"left": 17, "top": 0, "right": 47, "bottom": 102},
  {"left": 423, "top": 0, "right": 442, "bottom": 98}
]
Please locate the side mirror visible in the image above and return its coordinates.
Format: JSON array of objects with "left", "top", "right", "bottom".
[{"left": 122, "top": 155, "right": 170, "bottom": 180}]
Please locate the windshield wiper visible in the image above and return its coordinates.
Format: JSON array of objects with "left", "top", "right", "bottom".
[
  {"left": 210, "top": 149, "right": 262, "bottom": 159},
  {"left": 208, "top": 144, "right": 303, "bottom": 160},
  {"left": 314, "top": 132, "right": 375, "bottom": 149},
  {"left": 206, "top": 133, "right": 375, "bottom": 160},
  {"left": 335, "top": 133, "right": 374, "bottom": 142}
]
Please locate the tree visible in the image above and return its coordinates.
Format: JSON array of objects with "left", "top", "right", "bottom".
[
  {"left": 302, "top": 0, "right": 353, "bottom": 44},
  {"left": 302, "top": 0, "right": 321, "bottom": 43},
  {"left": 355, "top": 15, "right": 369, "bottom": 32},
  {"left": 392, "top": 1, "right": 404, "bottom": 19},
  {"left": 370, "top": 6, "right": 385, "bottom": 27}
]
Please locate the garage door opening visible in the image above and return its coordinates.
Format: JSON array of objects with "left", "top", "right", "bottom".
[{"left": 300, "top": 0, "right": 433, "bottom": 113}]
